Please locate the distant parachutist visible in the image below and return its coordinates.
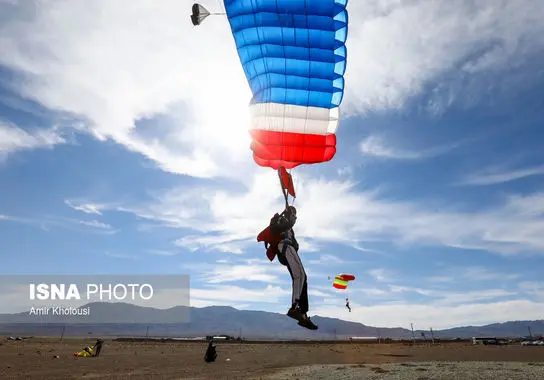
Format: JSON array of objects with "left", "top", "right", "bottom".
[{"left": 333, "top": 274, "right": 355, "bottom": 312}]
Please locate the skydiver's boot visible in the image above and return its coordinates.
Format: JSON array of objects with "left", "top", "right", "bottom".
[
  {"left": 298, "top": 313, "right": 318, "bottom": 330},
  {"left": 287, "top": 302, "right": 303, "bottom": 321}
]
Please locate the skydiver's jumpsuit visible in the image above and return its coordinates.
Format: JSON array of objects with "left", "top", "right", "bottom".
[{"left": 271, "top": 213, "right": 309, "bottom": 314}]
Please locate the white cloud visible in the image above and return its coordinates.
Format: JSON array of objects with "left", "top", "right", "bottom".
[
  {"left": 312, "top": 299, "right": 544, "bottom": 330},
  {"left": 432, "top": 289, "right": 517, "bottom": 306},
  {"left": 81, "top": 169, "right": 544, "bottom": 256},
  {"left": 518, "top": 281, "right": 544, "bottom": 292},
  {"left": 295, "top": 237, "right": 322, "bottom": 253},
  {"left": 388, "top": 285, "right": 432, "bottom": 297},
  {"left": 308, "top": 289, "right": 332, "bottom": 298},
  {"left": 337, "top": 166, "right": 354, "bottom": 178},
  {"left": 97, "top": 170, "right": 293, "bottom": 253},
  {"left": 306, "top": 254, "right": 347, "bottom": 266},
  {"left": 359, "top": 287, "right": 391, "bottom": 297},
  {"left": 200, "top": 260, "right": 287, "bottom": 285},
  {"left": 174, "top": 235, "right": 251, "bottom": 255},
  {"left": 331, "top": 284, "right": 516, "bottom": 307},
  {"left": 344, "top": 0, "right": 544, "bottom": 115},
  {"left": 78, "top": 219, "right": 112, "bottom": 229},
  {"left": 0, "top": 213, "right": 117, "bottom": 234},
  {"left": 518, "top": 281, "right": 544, "bottom": 301},
  {"left": 103, "top": 251, "right": 139, "bottom": 260},
  {"left": 459, "top": 164, "right": 544, "bottom": 186},
  {"left": 190, "top": 284, "right": 290, "bottom": 304},
  {"left": 359, "top": 135, "right": 458, "bottom": 160},
  {"left": 183, "top": 274, "right": 543, "bottom": 327},
  {"left": 65, "top": 200, "right": 104, "bottom": 215},
  {"left": 0, "top": 122, "right": 66, "bottom": 160},
  {"left": 309, "top": 279, "right": 544, "bottom": 328},
  {"left": 462, "top": 266, "right": 521, "bottom": 281},
  {"left": 0, "top": 0, "right": 542, "bottom": 176},
  {"left": 0, "top": 0, "right": 253, "bottom": 178},
  {"left": 426, "top": 266, "right": 521, "bottom": 284},
  {"left": 426, "top": 276, "right": 455, "bottom": 283},
  {"left": 368, "top": 268, "right": 394, "bottom": 282},
  {"left": 147, "top": 249, "right": 179, "bottom": 256}
]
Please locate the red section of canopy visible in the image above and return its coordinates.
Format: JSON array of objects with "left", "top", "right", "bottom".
[{"left": 249, "top": 129, "right": 336, "bottom": 170}]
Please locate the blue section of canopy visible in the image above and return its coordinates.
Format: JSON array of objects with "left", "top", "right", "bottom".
[{"left": 224, "top": 0, "right": 348, "bottom": 109}]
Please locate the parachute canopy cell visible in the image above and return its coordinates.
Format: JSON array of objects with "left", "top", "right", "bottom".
[
  {"left": 223, "top": 0, "right": 349, "bottom": 170},
  {"left": 333, "top": 274, "right": 355, "bottom": 289},
  {"left": 191, "top": 3, "right": 211, "bottom": 26}
]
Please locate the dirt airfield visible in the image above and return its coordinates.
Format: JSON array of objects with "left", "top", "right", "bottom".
[{"left": 2, "top": 337, "right": 544, "bottom": 379}]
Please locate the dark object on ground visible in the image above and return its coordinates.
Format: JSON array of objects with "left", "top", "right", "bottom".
[
  {"left": 94, "top": 339, "right": 104, "bottom": 357},
  {"left": 204, "top": 340, "right": 217, "bottom": 363}
]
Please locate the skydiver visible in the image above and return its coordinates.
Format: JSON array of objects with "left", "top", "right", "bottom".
[
  {"left": 270, "top": 205, "right": 318, "bottom": 330},
  {"left": 346, "top": 298, "right": 351, "bottom": 312}
]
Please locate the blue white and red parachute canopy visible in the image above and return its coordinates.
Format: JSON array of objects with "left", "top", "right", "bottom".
[{"left": 223, "top": 0, "right": 349, "bottom": 169}]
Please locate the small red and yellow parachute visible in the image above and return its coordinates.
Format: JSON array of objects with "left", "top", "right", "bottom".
[{"left": 332, "top": 274, "right": 356, "bottom": 290}]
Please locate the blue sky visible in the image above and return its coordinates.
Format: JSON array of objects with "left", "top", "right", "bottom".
[{"left": 1, "top": 0, "right": 544, "bottom": 329}]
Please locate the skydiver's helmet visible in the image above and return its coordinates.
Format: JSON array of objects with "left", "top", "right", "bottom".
[{"left": 286, "top": 206, "right": 297, "bottom": 225}]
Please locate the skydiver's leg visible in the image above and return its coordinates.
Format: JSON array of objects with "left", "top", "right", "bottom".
[
  {"left": 298, "top": 273, "right": 309, "bottom": 314},
  {"left": 280, "top": 243, "right": 317, "bottom": 329},
  {"left": 283, "top": 245, "right": 306, "bottom": 311},
  {"left": 279, "top": 242, "right": 304, "bottom": 321}
]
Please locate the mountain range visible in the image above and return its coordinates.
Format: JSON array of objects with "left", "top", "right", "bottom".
[{"left": 1, "top": 302, "right": 542, "bottom": 340}]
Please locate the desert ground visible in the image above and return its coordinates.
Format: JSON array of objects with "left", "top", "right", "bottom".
[{"left": 1, "top": 337, "right": 544, "bottom": 379}]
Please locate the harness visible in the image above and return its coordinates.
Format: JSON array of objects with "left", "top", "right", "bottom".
[{"left": 257, "top": 212, "right": 297, "bottom": 262}]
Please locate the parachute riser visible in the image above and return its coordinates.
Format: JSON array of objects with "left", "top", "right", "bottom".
[
  {"left": 277, "top": 166, "right": 297, "bottom": 210},
  {"left": 278, "top": 167, "right": 289, "bottom": 209}
]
